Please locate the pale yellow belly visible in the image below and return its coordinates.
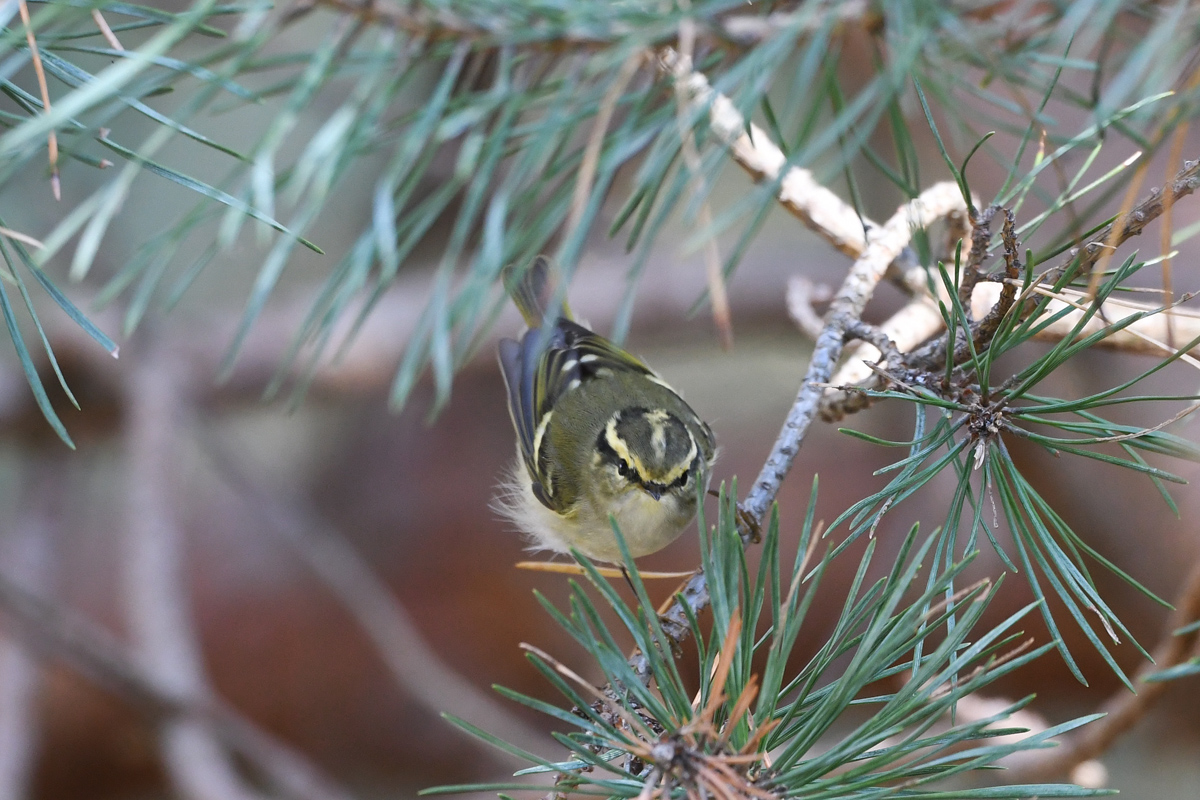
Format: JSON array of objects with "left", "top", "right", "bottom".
[{"left": 499, "top": 466, "right": 693, "bottom": 564}]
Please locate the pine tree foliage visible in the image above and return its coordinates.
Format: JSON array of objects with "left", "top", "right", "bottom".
[
  {"left": 431, "top": 489, "right": 1104, "bottom": 799},
  {"left": 4, "top": 2, "right": 1197, "bottom": 416},
  {"left": 5, "top": 1, "right": 1200, "bottom": 796}
]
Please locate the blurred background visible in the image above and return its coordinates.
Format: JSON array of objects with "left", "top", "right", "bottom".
[{"left": 1, "top": 3, "right": 1200, "bottom": 799}]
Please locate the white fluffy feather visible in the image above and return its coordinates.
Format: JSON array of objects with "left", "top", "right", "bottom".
[{"left": 494, "top": 460, "right": 694, "bottom": 564}]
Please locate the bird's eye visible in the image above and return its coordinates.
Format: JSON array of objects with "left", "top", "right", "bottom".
[
  {"left": 616, "top": 461, "right": 630, "bottom": 478},
  {"left": 671, "top": 468, "right": 689, "bottom": 489}
]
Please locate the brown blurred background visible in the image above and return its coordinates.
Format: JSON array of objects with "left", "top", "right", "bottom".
[{"left": 1, "top": 12, "right": 1200, "bottom": 800}]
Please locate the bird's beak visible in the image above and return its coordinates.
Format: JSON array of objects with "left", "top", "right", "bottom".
[{"left": 644, "top": 486, "right": 663, "bottom": 500}]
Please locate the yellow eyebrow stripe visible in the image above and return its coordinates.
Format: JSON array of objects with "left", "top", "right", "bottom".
[
  {"left": 662, "top": 436, "right": 697, "bottom": 484},
  {"left": 604, "top": 416, "right": 651, "bottom": 482},
  {"left": 604, "top": 413, "right": 698, "bottom": 486}
]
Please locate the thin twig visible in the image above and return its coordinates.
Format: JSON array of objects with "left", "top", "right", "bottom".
[
  {"left": 661, "top": 47, "right": 869, "bottom": 259},
  {"left": 819, "top": 205, "right": 972, "bottom": 420},
  {"left": 0, "top": 226, "right": 44, "bottom": 250},
  {"left": 1004, "top": 554, "right": 1200, "bottom": 783},
  {"left": 970, "top": 209, "right": 1022, "bottom": 358},
  {"left": 742, "top": 182, "right": 967, "bottom": 523},
  {"left": 918, "top": 207, "right": 1021, "bottom": 374},
  {"left": 671, "top": 28, "right": 733, "bottom": 348},
  {"left": 785, "top": 277, "right": 832, "bottom": 340},
  {"left": 92, "top": 8, "right": 125, "bottom": 51},
  {"left": 313, "top": 0, "right": 873, "bottom": 49},
  {"left": 631, "top": 182, "right": 965, "bottom": 684},
  {"left": 565, "top": 51, "right": 643, "bottom": 244},
  {"left": 822, "top": 278, "right": 1200, "bottom": 423},
  {"left": 661, "top": 46, "right": 967, "bottom": 522},
  {"left": 826, "top": 161, "right": 1200, "bottom": 421},
  {"left": 843, "top": 320, "right": 904, "bottom": 370},
  {"left": 1084, "top": 157, "right": 1150, "bottom": 302},
  {"left": 660, "top": 42, "right": 939, "bottom": 356},
  {"left": 659, "top": 44, "right": 927, "bottom": 304},
  {"left": 1156, "top": 66, "right": 1200, "bottom": 348},
  {"left": 818, "top": 295, "right": 946, "bottom": 421},
  {"left": 1053, "top": 159, "right": 1200, "bottom": 287},
  {"left": 822, "top": 215, "right": 967, "bottom": 407},
  {"left": 905, "top": 159, "right": 1200, "bottom": 374},
  {"left": 17, "top": 0, "right": 59, "bottom": 200},
  {"left": 1161, "top": 128, "right": 1188, "bottom": 347},
  {"left": 634, "top": 570, "right": 710, "bottom": 683},
  {"left": 956, "top": 205, "right": 1000, "bottom": 315}
]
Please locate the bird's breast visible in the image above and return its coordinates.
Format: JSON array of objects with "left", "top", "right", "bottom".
[{"left": 593, "top": 490, "right": 694, "bottom": 561}]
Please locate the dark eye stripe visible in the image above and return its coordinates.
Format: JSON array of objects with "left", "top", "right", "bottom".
[
  {"left": 595, "top": 428, "right": 621, "bottom": 462},
  {"left": 597, "top": 409, "right": 705, "bottom": 494},
  {"left": 597, "top": 433, "right": 634, "bottom": 475}
]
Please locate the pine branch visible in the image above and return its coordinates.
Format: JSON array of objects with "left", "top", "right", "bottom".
[
  {"left": 818, "top": 159, "right": 1200, "bottom": 421},
  {"left": 818, "top": 280, "right": 1200, "bottom": 422},
  {"left": 741, "top": 181, "right": 967, "bottom": 522},
  {"left": 311, "top": 0, "right": 873, "bottom": 48},
  {"left": 914, "top": 160, "right": 1200, "bottom": 370},
  {"left": 660, "top": 47, "right": 889, "bottom": 261}
]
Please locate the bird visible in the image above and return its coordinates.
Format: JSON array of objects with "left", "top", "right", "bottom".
[{"left": 496, "top": 256, "right": 717, "bottom": 564}]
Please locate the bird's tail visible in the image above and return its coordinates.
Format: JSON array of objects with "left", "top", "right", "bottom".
[{"left": 503, "top": 255, "right": 573, "bottom": 327}]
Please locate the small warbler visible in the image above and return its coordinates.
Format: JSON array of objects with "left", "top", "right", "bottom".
[{"left": 496, "top": 257, "right": 717, "bottom": 564}]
